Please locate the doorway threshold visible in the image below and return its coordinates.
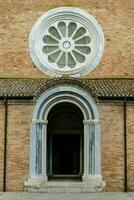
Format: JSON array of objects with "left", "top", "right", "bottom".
[
  {"left": 48, "top": 175, "right": 82, "bottom": 182},
  {"left": 25, "top": 175, "right": 105, "bottom": 192}
]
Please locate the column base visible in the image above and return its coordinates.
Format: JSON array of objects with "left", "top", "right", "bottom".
[
  {"left": 24, "top": 175, "right": 48, "bottom": 187},
  {"left": 82, "top": 174, "right": 105, "bottom": 191},
  {"left": 24, "top": 175, "right": 106, "bottom": 192}
]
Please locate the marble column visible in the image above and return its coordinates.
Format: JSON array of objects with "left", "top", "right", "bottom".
[
  {"left": 82, "top": 120, "right": 90, "bottom": 181},
  {"left": 82, "top": 119, "right": 100, "bottom": 182},
  {"left": 28, "top": 119, "right": 48, "bottom": 184}
]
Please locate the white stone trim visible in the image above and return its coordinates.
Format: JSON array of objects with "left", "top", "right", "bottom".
[
  {"left": 25, "top": 175, "right": 48, "bottom": 187},
  {"left": 33, "top": 87, "right": 99, "bottom": 119},
  {"left": 83, "top": 119, "right": 99, "bottom": 124},
  {"left": 29, "top": 7, "right": 105, "bottom": 77},
  {"left": 26, "top": 86, "right": 104, "bottom": 191},
  {"left": 32, "top": 119, "right": 48, "bottom": 124}
]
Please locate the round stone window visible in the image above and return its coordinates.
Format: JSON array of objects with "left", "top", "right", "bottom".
[{"left": 29, "top": 7, "right": 104, "bottom": 77}]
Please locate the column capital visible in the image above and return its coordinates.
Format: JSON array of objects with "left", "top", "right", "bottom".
[
  {"left": 32, "top": 119, "right": 48, "bottom": 125},
  {"left": 83, "top": 119, "right": 99, "bottom": 124}
]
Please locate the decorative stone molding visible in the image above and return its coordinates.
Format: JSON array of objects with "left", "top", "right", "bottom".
[
  {"left": 35, "top": 77, "right": 97, "bottom": 100},
  {"left": 29, "top": 7, "right": 104, "bottom": 77},
  {"left": 25, "top": 86, "right": 105, "bottom": 192}
]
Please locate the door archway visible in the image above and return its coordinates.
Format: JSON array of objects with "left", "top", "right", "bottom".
[
  {"left": 47, "top": 102, "right": 84, "bottom": 178},
  {"left": 27, "top": 86, "right": 103, "bottom": 188}
]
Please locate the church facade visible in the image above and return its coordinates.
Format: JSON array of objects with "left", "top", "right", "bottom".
[{"left": 0, "top": 1, "right": 134, "bottom": 192}]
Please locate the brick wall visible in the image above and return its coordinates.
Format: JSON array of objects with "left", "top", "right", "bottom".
[
  {"left": 99, "top": 104, "right": 124, "bottom": 191},
  {"left": 0, "top": 0, "right": 133, "bottom": 193},
  {"left": 0, "top": 103, "right": 133, "bottom": 191},
  {"left": 0, "top": 0, "right": 134, "bottom": 77},
  {"left": 99, "top": 104, "right": 134, "bottom": 192},
  {"left": 6, "top": 104, "right": 34, "bottom": 191},
  {"left": 127, "top": 105, "right": 134, "bottom": 191}
]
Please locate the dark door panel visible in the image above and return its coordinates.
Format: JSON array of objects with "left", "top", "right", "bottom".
[{"left": 52, "top": 134, "right": 80, "bottom": 175}]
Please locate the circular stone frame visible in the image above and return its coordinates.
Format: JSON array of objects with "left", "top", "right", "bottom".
[{"left": 29, "top": 7, "right": 105, "bottom": 77}]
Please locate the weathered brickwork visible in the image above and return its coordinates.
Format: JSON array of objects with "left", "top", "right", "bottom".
[
  {"left": 0, "top": 0, "right": 134, "bottom": 193},
  {"left": 127, "top": 106, "right": 134, "bottom": 191},
  {"left": 0, "top": 0, "right": 134, "bottom": 77},
  {"left": 6, "top": 104, "right": 34, "bottom": 191},
  {"left": 0, "top": 103, "right": 133, "bottom": 191},
  {"left": 99, "top": 104, "right": 124, "bottom": 191}
]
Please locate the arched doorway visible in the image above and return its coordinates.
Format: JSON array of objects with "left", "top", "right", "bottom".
[
  {"left": 26, "top": 86, "right": 103, "bottom": 190},
  {"left": 47, "top": 102, "right": 84, "bottom": 179}
]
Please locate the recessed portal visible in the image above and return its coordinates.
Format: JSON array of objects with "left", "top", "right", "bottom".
[
  {"left": 47, "top": 102, "right": 84, "bottom": 178},
  {"left": 28, "top": 86, "right": 102, "bottom": 190}
]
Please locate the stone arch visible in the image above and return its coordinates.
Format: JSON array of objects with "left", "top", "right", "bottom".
[{"left": 27, "top": 86, "right": 102, "bottom": 188}]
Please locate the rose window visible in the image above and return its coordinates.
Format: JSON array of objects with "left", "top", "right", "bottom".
[
  {"left": 42, "top": 21, "right": 91, "bottom": 68},
  {"left": 29, "top": 7, "right": 104, "bottom": 77}
]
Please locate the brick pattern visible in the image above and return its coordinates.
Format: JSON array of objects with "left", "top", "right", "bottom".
[
  {"left": 0, "top": 0, "right": 134, "bottom": 193},
  {"left": 0, "top": 0, "right": 134, "bottom": 77},
  {"left": 6, "top": 104, "right": 34, "bottom": 191},
  {"left": 99, "top": 105, "right": 124, "bottom": 191},
  {"left": 127, "top": 106, "right": 134, "bottom": 191},
  {"left": 0, "top": 103, "right": 133, "bottom": 191}
]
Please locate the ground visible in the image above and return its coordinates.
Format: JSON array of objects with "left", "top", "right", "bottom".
[{"left": 0, "top": 193, "right": 134, "bottom": 200}]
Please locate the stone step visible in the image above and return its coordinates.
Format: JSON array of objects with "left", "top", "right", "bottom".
[
  {"left": 26, "top": 181, "right": 103, "bottom": 193},
  {"left": 28, "top": 187, "right": 100, "bottom": 193}
]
